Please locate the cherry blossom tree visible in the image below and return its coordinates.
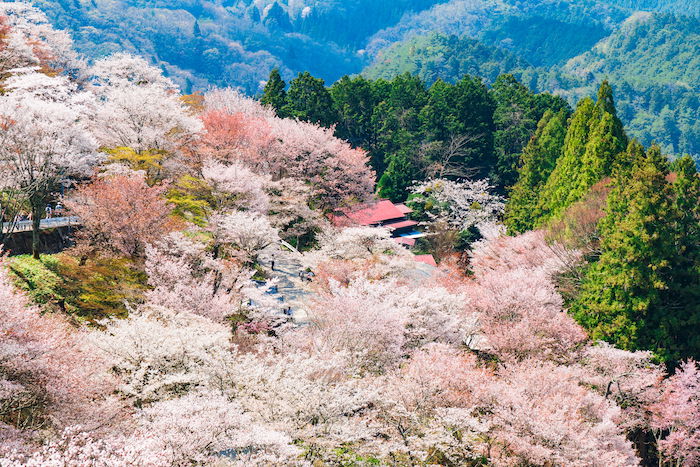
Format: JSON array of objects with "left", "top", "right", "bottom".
[
  {"left": 132, "top": 392, "right": 299, "bottom": 466},
  {"left": 579, "top": 343, "right": 663, "bottom": 432},
  {"left": 90, "top": 53, "right": 202, "bottom": 179},
  {"left": 461, "top": 230, "right": 588, "bottom": 362},
  {"left": 267, "top": 117, "right": 375, "bottom": 207},
  {"left": 201, "top": 160, "right": 270, "bottom": 214},
  {"left": 90, "top": 304, "right": 232, "bottom": 405},
  {"left": 487, "top": 361, "right": 639, "bottom": 467},
  {"left": 204, "top": 87, "right": 276, "bottom": 120},
  {"left": 196, "top": 109, "right": 274, "bottom": 167},
  {"left": 410, "top": 178, "right": 505, "bottom": 232},
  {"left": 651, "top": 360, "right": 700, "bottom": 466},
  {"left": 0, "top": 70, "right": 100, "bottom": 258},
  {"left": 300, "top": 277, "right": 473, "bottom": 374},
  {"left": 202, "top": 88, "right": 374, "bottom": 207},
  {"left": 266, "top": 177, "right": 326, "bottom": 249},
  {"left": 375, "top": 343, "right": 490, "bottom": 464},
  {"left": 305, "top": 226, "right": 412, "bottom": 266},
  {"left": 0, "top": 258, "right": 118, "bottom": 455},
  {"left": 66, "top": 171, "right": 179, "bottom": 259},
  {"left": 211, "top": 211, "right": 279, "bottom": 264},
  {"left": 144, "top": 233, "right": 279, "bottom": 322},
  {"left": 0, "top": 3, "right": 83, "bottom": 76}
]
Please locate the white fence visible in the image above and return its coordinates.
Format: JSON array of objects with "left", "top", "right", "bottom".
[{"left": 1, "top": 216, "right": 81, "bottom": 234}]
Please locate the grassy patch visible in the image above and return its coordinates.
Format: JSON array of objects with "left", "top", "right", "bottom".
[{"left": 6, "top": 254, "right": 148, "bottom": 321}]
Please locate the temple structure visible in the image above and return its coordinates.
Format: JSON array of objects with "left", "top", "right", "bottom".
[{"left": 330, "top": 199, "right": 425, "bottom": 247}]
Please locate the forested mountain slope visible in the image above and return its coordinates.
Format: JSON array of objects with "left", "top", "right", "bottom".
[
  {"left": 25, "top": 0, "right": 700, "bottom": 159},
  {"left": 27, "top": 0, "right": 446, "bottom": 93},
  {"left": 554, "top": 13, "right": 700, "bottom": 158},
  {"left": 598, "top": 0, "right": 700, "bottom": 15},
  {"left": 365, "top": 12, "right": 700, "bottom": 161},
  {"left": 24, "top": 0, "right": 637, "bottom": 92}
]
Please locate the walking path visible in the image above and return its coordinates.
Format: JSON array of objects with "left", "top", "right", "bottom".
[
  {"left": 258, "top": 243, "right": 312, "bottom": 323},
  {"left": 1, "top": 216, "right": 80, "bottom": 234}
]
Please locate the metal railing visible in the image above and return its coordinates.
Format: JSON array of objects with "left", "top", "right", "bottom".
[{"left": 1, "top": 216, "right": 81, "bottom": 234}]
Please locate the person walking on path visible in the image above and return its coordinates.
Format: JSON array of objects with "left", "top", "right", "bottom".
[{"left": 271, "top": 253, "right": 276, "bottom": 271}]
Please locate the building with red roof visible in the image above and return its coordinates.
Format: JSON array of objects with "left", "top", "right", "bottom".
[{"left": 331, "top": 199, "right": 425, "bottom": 243}]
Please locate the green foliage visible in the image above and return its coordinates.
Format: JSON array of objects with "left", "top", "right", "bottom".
[
  {"left": 167, "top": 175, "right": 214, "bottom": 227},
  {"left": 329, "top": 75, "right": 379, "bottom": 149},
  {"left": 260, "top": 67, "right": 287, "bottom": 116},
  {"left": 537, "top": 98, "right": 598, "bottom": 221},
  {"left": 377, "top": 148, "right": 423, "bottom": 202},
  {"left": 57, "top": 256, "right": 148, "bottom": 320},
  {"left": 7, "top": 255, "right": 63, "bottom": 307},
  {"left": 362, "top": 13, "right": 700, "bottom": 164},
  {"left": 505, "top": 109, "right": 568, "bottom": 234},
  {"left": 282, "top": 70, "right": 564, "bottom": 193},
  {"left": 104, "top": 147, "right": 167, "bottom": 184},
  {"left": 283, "top": 72, "right": 337, "bottom": 127},
  {"left": 490, "top": 74, "right": 570, "bottom": 189},
  {"left": 545, "top": 14, "right": 700, "bottom": 163},
  {"left": 536, "top": 83, "right": 628, "bottom": 224},
  {"left": 365, "top": 33, "right": 528, "bottom": 84},
  {"left": 6, "top": 254, "right": 147, "bottom": 321},
  {"left": 571, "top": 146, "right": 700, "bottom": 363}
]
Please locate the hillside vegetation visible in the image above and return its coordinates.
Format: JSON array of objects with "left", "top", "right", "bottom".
[
  {"left": 0, "top": 4, "right": 699, "bottom": 465},
  {"left": 364, "top": 13, "right": 700, "bottom": 162}
]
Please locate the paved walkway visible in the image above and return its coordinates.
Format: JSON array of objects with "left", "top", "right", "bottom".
[
  {"left": 257, "top": 243, "right": 312, "bottom": 323},
  {"left": 1, "top": 216, "right": 80, "bottom": 234}
]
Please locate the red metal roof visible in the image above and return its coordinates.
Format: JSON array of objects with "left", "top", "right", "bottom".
[
  {"left": 395, "top": 204, "right": 413, "bottom": 215},
  {"left": 334, "top": 199, "right": 406, "bottom": 226},
  {"left": 414, "top": 255, "right": 437, "bottom": 267},
  {"left": 384, "top": 219, "right": 419, "bottom": 230}
]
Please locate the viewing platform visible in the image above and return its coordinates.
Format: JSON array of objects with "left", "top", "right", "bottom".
[{"left": 1, "top": 217, "right": 81, "bottom": 234}]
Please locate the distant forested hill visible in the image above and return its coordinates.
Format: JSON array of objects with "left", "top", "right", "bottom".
[
  {"left": 364, "top": 12, "right": 700, "bottom": 162},
  {"left": 597, "top": 0, "right": 700, "bottom": 15},
  {"left": 25, "top": 0, "right": 700, "bottom": 159},
  {"left": 364, "top": 34, "right": 529, "bottom": 84},
  {"left": 28, "top": 0, "right": 446, "bottom": 93},
  {"left": 27, "top": 0, "right": 633, "bottom": 92}
]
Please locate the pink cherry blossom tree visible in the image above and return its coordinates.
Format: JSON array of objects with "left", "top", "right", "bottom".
[
  {"left": 465, "top": 230, "right": 587, "bottom": 363},
  {"left": 201, "top": 160, "right": 270, "bottom": 214},
  {"left": 201, "top": 88, "right": 374, "bottom": 208},
  {"left": 144, "top": 233, "right": 279, "bottom": 322},
  {"left": 66, "top": 171, "right": 179, "bottom": 259},
  {"left": 651, "top": 360, "right": 700, "bottom": 466},
  {"left": 210, "top": 211, "right": 279, "bottom": 264},
  {"left": 0, "top": 258, "right": 119, "bottom": 456},
  {"left": 0, "top": 70, "right": 100, "bottom": 258},
  {"left": 90, "top": 54, "right": 203, "bottom": 159}
]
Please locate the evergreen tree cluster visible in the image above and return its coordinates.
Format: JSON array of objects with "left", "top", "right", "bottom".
[
  {"left": 505, "top": 82, "right": 700, "bottom": 365},
  {"left": 262, "top": 70, "right": 569, "bottom": 202}
]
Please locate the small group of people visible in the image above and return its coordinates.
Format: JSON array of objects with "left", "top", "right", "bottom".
[
  {"left": 2, "top": 203, "right": 65, "bottom": 224},
  {"left": 299, "top": 269, "right": 315, "bottom": 282},
  {"left": 44, "top": 203, "right": 64, "bottom": 219}
]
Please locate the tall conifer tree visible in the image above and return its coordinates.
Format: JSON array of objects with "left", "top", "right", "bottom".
[
  {"left": 571, "top": 145, "right": 678, "bottom": 358},
  {"left": 261, "top": 68, "right": 287, "bottom": 117},
  {"left": 505, "top": 109, "right": 567, "bottom": 234},
  {"left": 283, "top": 72, "right": 337, "bottom": 127},
  {"left": 536, "top": 97, "right": 596, "bottom": 222},
  {"left": 666, "top": 155, "right": 700, "bottom": 361},
  {"left": 377, "top": 148, "right": 423, "bottom": 202},
  {"left": 536, "top": 83, "right": 628, "bottom": 224}
]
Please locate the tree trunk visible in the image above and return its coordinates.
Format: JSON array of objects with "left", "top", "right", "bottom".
[{"left": 31, "top": 201, "right": 42, "bottom": 260}]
